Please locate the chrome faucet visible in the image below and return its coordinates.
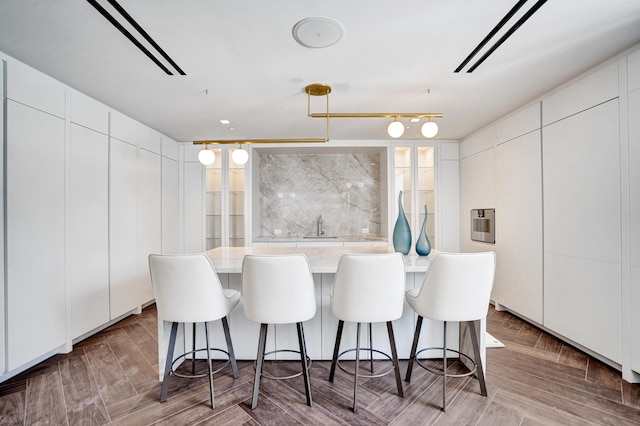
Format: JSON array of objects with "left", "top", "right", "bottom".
[{"left": 317, "top": 215, "right": 324, "bottom": 237}]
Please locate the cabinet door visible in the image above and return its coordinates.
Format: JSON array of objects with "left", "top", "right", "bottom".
[
  {"left": 110, "top": 138, "right": 139, "bottom": 318},
  {"left": 162, "top": 156, "right": 179, "bottom": 254},
  {"left": 495, "top": 131, "right": 543, "bottom": 323},
  {"left": 184, "top": 162, "right": 204, "bottom": 253},
  {"left": 138, "top": 149, "right": 161, "bottom": 304},
  {"left": 6, "top": 101, "right": 65, "bottom": 370},
  {"left": 629, "top": 89, "right": 640, "bottom": 374},
  {"left": 543, "top": 99, "right": 621, "bottom": 363},
  {"left": 69, "top": 124, "right": 109, "bottom": 338}
]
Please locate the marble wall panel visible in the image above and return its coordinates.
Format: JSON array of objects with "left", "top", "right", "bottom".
[{"left": 258, "top": 153, "right": 382, "bottom": 238}]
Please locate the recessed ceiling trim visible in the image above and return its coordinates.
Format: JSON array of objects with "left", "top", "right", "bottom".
[
  {"left": 455, "top": 0, "right": 549, "bottom": 73},
  {"left": 454, "top": 0, "right": 528, "bottom": 73},
  {"left": 86, "top": 0, "right": 185, "bottom": 75}
]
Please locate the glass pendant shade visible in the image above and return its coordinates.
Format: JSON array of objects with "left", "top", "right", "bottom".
[
  {"left": 421, "top": 121, "right": 439, "bottom": 138},
  {"left": 198, "top": 148, "right": 216, "bottom": 165},
  {"left": 387, "top": 120, "right": 405, "bottom": 138},
  {"left": 231, "top": 147, "right": 249, "bottom": 165}
]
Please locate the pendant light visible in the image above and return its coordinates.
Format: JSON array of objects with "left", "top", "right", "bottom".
[
  {"left": 231, "top": 145, "right": 249, "bottom": 165},
  {"left": 420, "top": 89, "right": 439, "bottom": 138},
  {"left": 198, "top": 145, "right": 216, "bottom": 165},
  {"left": 387, "top": 118, "right": 405, "bottom": 138}
]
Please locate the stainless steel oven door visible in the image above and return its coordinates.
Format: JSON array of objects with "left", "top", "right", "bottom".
[{"left": 470, "top": 209, "right": 495, "bottom": 243}]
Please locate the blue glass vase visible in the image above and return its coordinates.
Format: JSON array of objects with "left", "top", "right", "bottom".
[
  {"left": 415, "top": 204, "right": 431, "bottom": 256},
  {"left": 392, "top": 191, "right": 412, "bottom": 255}
]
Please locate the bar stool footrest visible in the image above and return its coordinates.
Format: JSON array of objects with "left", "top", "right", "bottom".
[
  {"left": 170, "top": 348, "right": 231, "bottom": 379},
  {"left": 336, "top": 347, "right": 395, "bottom": 379},
  {"left": 255, "top": 349, "right": 312, "bottom": 380},
  {"left": 415, "top": 347, "right": 477, "bottom": 378}
]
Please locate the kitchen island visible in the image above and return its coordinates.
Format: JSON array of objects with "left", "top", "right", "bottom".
[{"left": 156, "top": 246, "right": 487, "bottom": 380}]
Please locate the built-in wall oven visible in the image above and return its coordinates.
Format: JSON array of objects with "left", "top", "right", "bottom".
[{"left": 470, "top": 208, "right": 495, "bottom": 244}]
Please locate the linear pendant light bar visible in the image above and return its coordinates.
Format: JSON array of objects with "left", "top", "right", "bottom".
[
  {"left": 86, "top": 0, "right": 185, "bottom": 75},
  {"left": 193, "top": 139, "right": 326, "bottom": 145}
]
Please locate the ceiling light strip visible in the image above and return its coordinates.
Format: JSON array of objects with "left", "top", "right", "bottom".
[
  {"left": 86, "top": 0, "right": 179, "bottom": 75},
  {"left": 105, "top": 0, "right": 186, "bottom": 75},
  {"left": 454, "top": 0, "right": 529, "bottom": 73},
  {"left": 466, "top": 0, "right": 549, "bottom": 73}
]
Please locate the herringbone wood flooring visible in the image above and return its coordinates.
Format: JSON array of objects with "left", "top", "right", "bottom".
[{"left": 1, "top": 304, "right": 639, "bottom": 425}]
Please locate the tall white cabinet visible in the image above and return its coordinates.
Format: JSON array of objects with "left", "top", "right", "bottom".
[
  {"left": 459, "top": 47, "right": 640, "bottom": 382},
  {"left": 5, "top": 59, "right": 66, "bottom": 370},
  {"left": 0, "top": 51, "right": 181, "bottom": 382},
  {"left": 68, "top": 123, "right": 110, "bottom": 339}
]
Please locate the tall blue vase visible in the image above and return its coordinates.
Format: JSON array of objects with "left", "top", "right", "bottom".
[
  {"left": 392, "top": 192, "right": 412, "bottom": 255},
  {"left": 416, "top": 204, "right": 432, "bottom": 256}
]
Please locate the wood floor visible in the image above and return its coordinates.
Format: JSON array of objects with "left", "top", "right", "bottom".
[{"left": 1, "top": 304, "right": 639, "bottom": 425}]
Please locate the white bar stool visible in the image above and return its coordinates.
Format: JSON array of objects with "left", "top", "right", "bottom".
[
  {"left": 241, "top": 254, "right": 317, "bottom": 409},
  {"left": 329, "top": 252, "right": 405, "bottom": 412},
  {"left": 148, "top": 253, "right": 240, "bottom": 409},
  {"left": 405, "top": 251, "right": 496, "bottom": 411}
]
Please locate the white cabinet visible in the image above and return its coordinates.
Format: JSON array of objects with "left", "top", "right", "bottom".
[
  {"left": 393, "top": 145, "right": 438, "bottom": 251},
  {"left": 0, "top": 61, "right": 4, "bottom": 375},
  {"left": 162, "top": 156, "right": 179, "bottom": 254},
  {"left": 184, "top": 160, "right": 205, "bottom": 253},
  {"left": 138, "top": 148, "right": 162, "bottom": 304},
  {"left": 68, "top": 124, "right": 109, "bottom": 339},
  {"left": 205, "top": 148, "right": 246, "bottom": 249},
  {"left": 629, "top": 88, "right": 640, "bottom": 374},
  {"left": 542, "top": 99, "right": 621, "bottom": 363},
  {"left": 6, "top": 101, "right": 66, "bottom": 370},
  {"left": 109, "top": 138, "right": 139, "bottom": 318},
  {"left": 495, "top": 130, "right": 543, "bottom": 323}
]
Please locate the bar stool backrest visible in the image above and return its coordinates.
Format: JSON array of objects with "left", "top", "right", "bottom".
[
  {"left": 413, "top": 252, "right": 496, "bottom": 322},
  {"left": 331, "top": 252, "right": 405, "bottom": 323},
  {"left": 242, "top": 254, "right": 316, "bottom": 324},
  {"left": 148, "top": 253, "right": 234, "bottom": 324}
]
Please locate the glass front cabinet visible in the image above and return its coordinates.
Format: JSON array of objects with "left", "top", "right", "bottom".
[
  {"left": 393, "top": 144, "right": 436, "bottom": 252},
  {"left": 205, "top": 148, "right": 246, "bottom": 249}
]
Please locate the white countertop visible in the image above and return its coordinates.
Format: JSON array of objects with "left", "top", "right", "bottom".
[{"left": 205, "top": 246, "right": 436, "bottom": 274}]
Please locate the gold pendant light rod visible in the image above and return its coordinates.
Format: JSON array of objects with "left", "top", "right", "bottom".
[
  {"left": 304, "top": 83, "right": 443, "bottom": 120},
  {"left": 309, "top": 112, "right": 443, "bottom": 119},
  {"left": 193, "top": 138, "right": 326, "bottom": 145}
]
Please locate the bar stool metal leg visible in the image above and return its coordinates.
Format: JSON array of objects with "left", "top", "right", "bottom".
[
  {"left": 329, "top": 320, "right": 344, "bottom": 382},
  {"left": 405, "top": 315, "right": 423, "bottom": 382},
  {"left": 221, "top": 316, "right": 239, "bottom": 379},
  {"left": 353, "top": 322, "right": 362, "bottom": 413},
  {"left": 191, "top": 323, "right": 197, "bottom": 375},
  {"left": 296, "top": 322, "right": 313, "bottom": 406},
  {"left": 443, "top": 321, "right": 448, "bottom": 412},
  {"left": 252, "top": 323, "right": 268, "bottom": 409},
  {"left": 204, "top": 322, "right": 215, "bottom": 408},
  {"left": 468, "top": 320, "right": 487, "bottom": 396},
  {"left": 386, "top": 321, "right": 404, "bottom": 398},
  {"left": 368, "top": 323, "right": 374, "bottom": 373},
  {"left": 161, "top": 322, "right": 179, "bottom": 403}
]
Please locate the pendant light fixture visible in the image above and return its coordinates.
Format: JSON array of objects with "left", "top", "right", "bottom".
[
  {"left": 231, "top": 145, "right": 249, "bottom": 165},
  {"left": 197, "top": 145, "right": 216, "bottom": 165},
  {"left": 420, "top": 89, "right": 439, "bottom": 138},
  {"left": 387, "top": 118, "right": 405, "bottom": 138}
]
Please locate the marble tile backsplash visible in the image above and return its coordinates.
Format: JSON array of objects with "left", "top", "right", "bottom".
[{"left": 257, "top": 153, "right": 383, "bottom": 238}]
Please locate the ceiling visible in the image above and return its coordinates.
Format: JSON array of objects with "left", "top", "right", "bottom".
[{"left": 1, "top": 0, "right": 639, "bottom": 143}]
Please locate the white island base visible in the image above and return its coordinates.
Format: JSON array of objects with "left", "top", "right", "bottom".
[{"left": 156, "top": 247, "right": 486, "bottom": 381}]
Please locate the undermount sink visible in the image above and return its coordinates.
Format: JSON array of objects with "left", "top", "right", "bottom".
[{"left": 303, "top": 236, "right": 338, "bottom": 239}]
